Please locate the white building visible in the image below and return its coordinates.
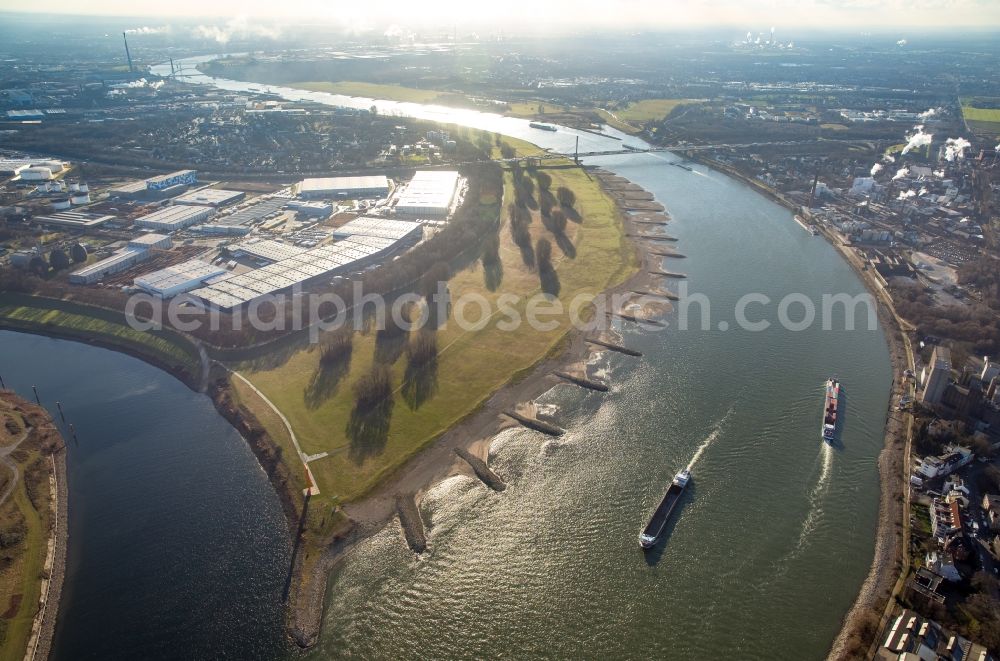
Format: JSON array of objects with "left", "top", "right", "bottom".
[
  {"left": 19, "top": 166, "right": 54, "bottom": 181},
  {"left": 916, "top": 445, "right": 973, "bottom": 480},
  {"left": 134, "top": 259, "right": 227, "bottom": 298},
  {"left": 135, "top": 205, "right": 215, "bottom": 232},
  {"left": 297, "top": 175, "right": 390, "bottom": 200},
  {"left": 128, "top": 233, "right": 173, "bottom": 250},
  {"left": 394, "top": 170, "right": 460, "bottom": 217},
  {"left": 332, "top": 217, "right": 423, "bottom": 243},
  {"left": 32, "top": 210, "right": 116, "bottom": 230},
  {"left": 171, "top": 188, "right": 246, "bottom": 207},
  {"left": 69, "top": 248, "right": 149, "bottom": 284},
  {"left": 849, "top": 177, "right": 879, "bottom": 197}
]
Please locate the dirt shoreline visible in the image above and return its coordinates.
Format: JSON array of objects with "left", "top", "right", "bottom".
[
  {"left": 31, "top": 444, "right": 68, "bottom": 661},
  {"left": 816, "top": 223, "right": 910, "bottom": 661}
]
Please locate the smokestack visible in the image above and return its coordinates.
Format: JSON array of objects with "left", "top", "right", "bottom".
[
  {"left": 808, "top": 171, "right": 819, "bottom": 208},
  {"left": 122, "top": 32, "right": 134, "bottom": 74},
  {"left": 169, "top": 57, "right": 175, "bottom": 76}
]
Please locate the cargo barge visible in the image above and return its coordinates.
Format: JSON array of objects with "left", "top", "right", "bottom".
[
  {"left": 528, "top": 122, "right": 558, "bottom": 131},
  {"left": 639, "top": 469, "right": 690, "bottom": 549},
  {"left": 822, "top": 378, "right": 840, "bottom": 441}
]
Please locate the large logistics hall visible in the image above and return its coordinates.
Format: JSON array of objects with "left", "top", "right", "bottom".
[
  {"left": 135, "top": 205, "right": 215, "bottom": 231},
  {"left": 190, "top": 228, "right": 422, "bottom": 311},
  {"left": 135, "top": 260, "right": 227, "bottom": 298},
  {"left": 394, "top": 170, "right": 460, "bottom": 216},
  {"left": 331, "top": 217, "right": 423, "bottom": 242},
  {"left": 297, "top": 175, "right": 390, "bottom": 199}
]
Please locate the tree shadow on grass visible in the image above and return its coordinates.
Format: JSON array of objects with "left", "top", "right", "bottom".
[
  {"left": 483, "top": 258, "right": 504, "bottom": 291},
  {"left": 516, "top": 241, "right": 536, "bottom": 270},
  {"left": 563, "top": 206, "right": 582, "bottom": 223},
  {"left": 303, "top": 355, "right": 351, "bottom": 410},
  {"left": 402, "top": 356, "right": 439, "bottom": 411},
  {"left": 554, "top": 232, "right": 577, "bottom": 259},
  {"left": 424, "top": 291, "right": 451, "bottom": 331},
  {"left": 374, "top": 328, "right": 408, "bottom": 365},
  {"left": 540, "top": 267, "right": 561, "bottom": 297},
  {"left": 346, "top": 396, "right": 394, "bottom": 463}
]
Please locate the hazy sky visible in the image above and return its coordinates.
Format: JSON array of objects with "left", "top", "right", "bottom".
[{"left": 1, "top": 0, "right": 998, "bottom": 30}]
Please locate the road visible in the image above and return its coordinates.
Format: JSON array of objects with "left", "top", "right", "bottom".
[{"left": 229, "top": 369, "right": 320, "bottom": 496}]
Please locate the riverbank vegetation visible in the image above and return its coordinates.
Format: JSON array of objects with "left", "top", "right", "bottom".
[
  {"left": 0, "top": 394, "right": 64, "bottom": 661},
  {"left": 0, "top": 294, "right": 203, "bottom": 383}
]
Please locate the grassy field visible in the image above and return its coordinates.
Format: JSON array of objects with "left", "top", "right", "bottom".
[
  {"left": 0, "top": 294, "right": 201, "bottom": 378},
  {"left": 961, "top": 103, "right": 1000, "bottom": 124},
  {"left": 610, "top": 99, "right": 693, "bottom": 122},
  {"left": 961, "top": 100, "right": 1000, "bottom": 137},
  {"left": 505, "top": 101, "right": 573, "bottom": 118},
  {"left": 238, "top": 143, "right": 636, "bottom": 505},
  {"left": 290, "top": 81, "right": 447, "bottom": 104}
]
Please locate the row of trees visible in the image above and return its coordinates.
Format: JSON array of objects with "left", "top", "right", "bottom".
[{"left": 892, "top": 280, "right": 1000, "bottom": 355}]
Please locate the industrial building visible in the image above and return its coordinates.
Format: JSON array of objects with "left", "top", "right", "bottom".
[
  {"left": 19, "top": 166, "right": 56, "bottom": 181},
  {"left": 146, "top": 170, "right": 197, "bottom": 191},
  {"left": 171, "top": 188, "right": 246, "bottom": 208},
  {"left": 298, "top": 175, "right": 390, "bottom": 200},
  {"left": 128, "top": 233, "right": 173, "bottom": 250},
  {"left": 230, "top": 238, "right": 307, "bottom": 263},
  {"left": 69, "top": 248, "right": 150, "bottom": 284},
  {"left": 109, "top": 180, "right": 150, "bottom": 198},
  {"left": 209, "top": 197, "right": 287, "bottom": 229},
  {"left": 192, "top": 234, "right": 408, "bottom": 311},
  {"left": 135, "top": 205, "right": 215, "bottom": 232},
  {"left": 190, "top": 222, "right": 252, "bottom": 236},
  {"left": 31, "top": 210, "right": 116, "bottom": 229},
  {"left": 109, "top": 170, "right": 198, "bottom": 200},
  {"left": 285, "top": 200, "right": 333, "bottom": 217},
  {"left": 134, "top": 260, "right": 227, "bottom": 298},
  {"left": 394, "top": 170, "right": 460, "bottom": 216},
  {"left": 332, "top": 217, "right": 423, "bottom": 244}
]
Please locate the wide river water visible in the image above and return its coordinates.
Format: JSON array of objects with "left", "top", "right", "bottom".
[{"left": 1, "top": 57, "right": 893, "bottom": 659}]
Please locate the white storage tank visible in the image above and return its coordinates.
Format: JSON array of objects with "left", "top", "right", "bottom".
[
  {"left": 51, "top": 198, "right": 72, "bottom": 210},
  {"left": 78, "top": 182, "right": 89, "bottom": 193},
  {"left": 70, "top": 193, "right": 91, "bottom": 205},
  {"left": 21, "top": 166, "right": 53, "bottom": 181},
  {"left": 68, "top": 181, "right": 80, "bottom": 192}
]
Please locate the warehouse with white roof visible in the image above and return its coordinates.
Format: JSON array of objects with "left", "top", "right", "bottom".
[
  {"left": 135, "top": 205, "right": 215, "bottom": 231},
  {"left": 134, "top": 260, "right": 228, "bottom": 298},
  {"left": 191, "top": 233, "right": 410, "bottom": 311},
  {"left": 172, "top": 188, "right": 246, "bottom": 208},
  {"left": 297, "top": 175, "right": 390, "bottom": 200},
  {"left": 332, "top": 217, "right": 423, "bottom": 243},
  {"left": 394, "top": 170, "right": 460, "bottom": 216}
]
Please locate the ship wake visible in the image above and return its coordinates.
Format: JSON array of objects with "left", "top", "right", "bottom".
[
  {"left": 685, "top": 404, "right": 735, "bottom": 472},
  {"left": 796, "top": 441, "right": 834, "bottom": 548}
]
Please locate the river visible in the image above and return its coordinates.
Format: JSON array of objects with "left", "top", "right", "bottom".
[
  {"left": 9, "top": 57, "right": 892, "bottom": 659},
  {"left": 0, "top": 331, "right": 290, "bottom": 660},
  {"left": 306, "top": 155, "right": 893, "bottom": 658}
]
